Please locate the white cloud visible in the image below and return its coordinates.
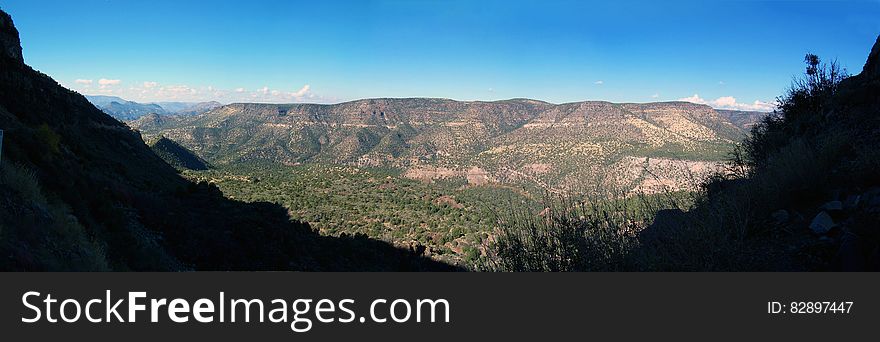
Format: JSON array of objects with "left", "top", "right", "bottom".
[
  {"left": 594, "top": 80, "right": 604, "bottom": 85},
  {"left": 679, "top": 94, "right": 704, "bottom": 103},
  {"left": 713, "top": 96, "right": 737, "bottom": 107},
  {"left": 677, "top": 94, "right": 776, "bottom": 112},
  {"left": 748, "top": 100, "right": 777, "bottom": 112},
  {"left": 290, "top": 84, "right": 310, "bottom": 98},
  {"left": 71, "top": 78, "right": 333, "bottom": 104},
  {"left": 164, "top": 85, "right": 186, "bottom": 93},
  {"left": 98, "top": 78, "right": 121, "bottom": 86},
  {"left": 651, "top": 93, "right": 659, "bottom": 99},
  {"left": 718, "top": 81, "right": 726, "bottom": 85}
]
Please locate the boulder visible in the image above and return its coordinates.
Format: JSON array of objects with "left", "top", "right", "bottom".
[
  {"left": 771, "top": 209, "right": 789, "bottom": 224},
  {"left": 809, "top": 211, "right": 836, "bottom": 235},
  {"left": 819, "top": 200, "right": 843, "bottom": 212},
  {"left": 863, "top": 187, "right": 880, "bottom": 206},
  {"left": 844, "top": 195, "right": 861, "bottom": 209}
]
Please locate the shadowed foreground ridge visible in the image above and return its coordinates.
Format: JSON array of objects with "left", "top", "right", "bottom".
[
  {"left": 0, "top": 9, "right": 458, "bottom": 271},
  {"left": 634, "top": 35, "right": 880, "bottom": 271}
]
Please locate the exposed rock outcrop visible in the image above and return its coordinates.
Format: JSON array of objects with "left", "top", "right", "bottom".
[
  {"left": 0, "top": 10, "right": 23, "bottom": 63},
  {"left": 863, "top": 35, "right": 880, "bottom": 79}
]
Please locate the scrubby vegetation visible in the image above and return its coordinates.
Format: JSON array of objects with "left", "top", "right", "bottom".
[
  {"left": 181, "top": 162, "right": 697, "bottom": 269},
  {"left": 478, "top": 190, "right": 693, "bottom": 271}
]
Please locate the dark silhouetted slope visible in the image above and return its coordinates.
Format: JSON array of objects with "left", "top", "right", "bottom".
[
  {"left": 149, "top": 136, "right": 212, "bottom": 171},
  {"left": 636, "top": 35, "right": 880, "bottom": 271}
]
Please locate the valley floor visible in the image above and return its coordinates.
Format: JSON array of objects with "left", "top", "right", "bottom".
[{"left": 182, "top": 163, "right": 541, "bottom": 266}]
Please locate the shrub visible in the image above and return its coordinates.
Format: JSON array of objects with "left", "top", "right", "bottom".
[
  {"left": 742, "top": 54, "right": 848, "bottom": 171},
  {"left": 34, "top": 123, "right": 61, "bottom": 156},
  {"left": 0, "top": 163, "right": 110, "bottom": 271},
  {"left": 478, "top": 190, "right": 683, "bottom": 271}
]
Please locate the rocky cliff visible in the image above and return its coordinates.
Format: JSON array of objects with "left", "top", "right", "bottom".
[
  {"left": 0, "top": 10, "right": 22, "bottom": 63},
  {"left": 863, "top": 35, "right": 880, "bottom": 79}
]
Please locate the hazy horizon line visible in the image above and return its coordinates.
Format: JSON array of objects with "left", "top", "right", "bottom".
[{"left": 81, "top": 92, "right": 777, "bottom": 113}]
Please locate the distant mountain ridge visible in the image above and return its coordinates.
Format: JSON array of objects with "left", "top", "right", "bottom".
[
  {"left": 154, "top": 101, "right": 224, "bottom": 116},
  {"left": 84, "top": 95, "right": 222, "bottom": 121},
  {"left": 132, "top": 98, "right": 762, "bottom": 193},
  {"left": 716, "top": 109, "right": 769, "bottom": 130}
]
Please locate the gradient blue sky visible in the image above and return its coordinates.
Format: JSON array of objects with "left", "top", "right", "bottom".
[{"left": 3, "top": 0, "right": 879, "bottom": 110}]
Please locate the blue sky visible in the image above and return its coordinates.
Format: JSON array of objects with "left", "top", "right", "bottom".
[{"left": 2, "top": 0, "right": 879, "bottom": 110}]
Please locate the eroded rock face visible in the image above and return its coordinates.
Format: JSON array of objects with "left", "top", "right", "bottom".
[{"left": 0, "top": 10, "right": 23, "bottom": 63}]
